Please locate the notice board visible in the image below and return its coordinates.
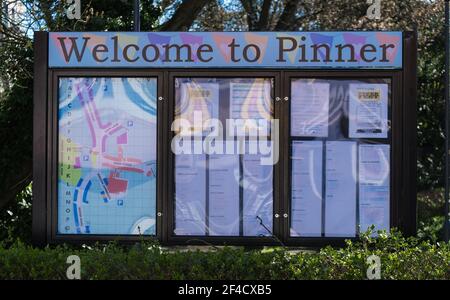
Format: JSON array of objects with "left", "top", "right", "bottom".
[{"left": 33, "top": 31, "right": 416, "bottom": 246}]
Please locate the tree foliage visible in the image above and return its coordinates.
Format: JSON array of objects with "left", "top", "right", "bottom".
[{"left": 0, "top": 0, "right": 446, "bottom": 227}]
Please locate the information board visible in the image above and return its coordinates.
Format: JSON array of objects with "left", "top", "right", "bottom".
[
  {"left": 32, "top": 31, "right": 416, "bottom": 246},
  {"left": 289, "top": 78, "right": 391, "bottom": 238}
]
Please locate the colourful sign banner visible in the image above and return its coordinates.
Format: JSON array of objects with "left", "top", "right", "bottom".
[{"left": 48, "top": 32, "right": 403, "bottom": 69}]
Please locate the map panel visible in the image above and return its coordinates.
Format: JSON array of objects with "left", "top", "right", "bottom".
[{"left": 58, "top": 77, "right": 157, "bottom": 235}]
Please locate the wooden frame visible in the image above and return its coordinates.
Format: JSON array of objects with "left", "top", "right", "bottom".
[{"left": 32, "top": 31, "right": 417, "bottom": 246}]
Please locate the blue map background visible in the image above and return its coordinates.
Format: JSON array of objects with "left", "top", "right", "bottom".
[{"left": 58, "top": 77, "right": 157, "bottom": 235}]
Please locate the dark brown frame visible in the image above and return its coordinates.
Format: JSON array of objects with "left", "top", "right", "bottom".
[{"left": 32, "top": 31, "right": 417, "bottom": 247}]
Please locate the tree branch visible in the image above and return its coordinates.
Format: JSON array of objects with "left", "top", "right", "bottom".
[
  {"left": 274, "top": 0, "right": 299, "bottom": 31},
  {"left": 240, "top": 0, "right": 257, "bottom": 30},
  {"left": 159, "top": 0, "right": 213, "bottom": 31},
  {"left": 37, "top": 0, "right": 54, "bottom": 30},
  {"left": 256, "top": 0, "right": 272, "bottom": 30}
]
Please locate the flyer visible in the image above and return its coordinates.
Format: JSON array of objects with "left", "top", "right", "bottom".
[
  {"left": 359, "top": 144, "right": 390, "bottom": 234},
  {"left": 229, "top": 80, "right": 272, "bottom": 120},
  {"left": 174, "top": 154, "right": 207, "bottom": 236},
  {"left": 291, "top": 81, "right": 330, "bottom": 137},
  {"left": 177, "top": 81, "right": 219, "bottom": 134},
  {"left": 242, "top": 142, "right": 273, "bottom": 236},
  {"left": 290, "top": 141, "right": 323, "bottom": 237},
  {"left": 349, "top": 83, "right": 388, "bottom": 138},
  {"left": 208, "top": 154, "right": 240, "bottom": 236},
  {"left": 324, "top": 141, "right": 357, "bottom": 237}
]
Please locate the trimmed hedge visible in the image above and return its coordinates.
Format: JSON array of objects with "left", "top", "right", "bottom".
[{"left": 0, "top": 230, "right": 449, "bottom": 280}]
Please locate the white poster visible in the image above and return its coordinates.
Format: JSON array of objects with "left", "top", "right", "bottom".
[
  {"left": 229, "top": 80, "right": 272, "bottom": 120},
  {"left": 325, "top": 141, "right": 357, "bottom": 237},
  {"left": 291, "top": 81, "right": 330, "bottom": 137},
  {"left": 359, "top": 144, "right": 390, "bottom": 234},
  {"left": 242, "top": 141, "right": 273, "bottom": 236},
  {"left": 291, "top": 141, "right": 323, "bottom": 237},
  {"left": 349, "top": 83, "right": 388, "bottom": 138},
  {"left": 208, "top": 154, "right": 240, "bottom": 236},
  {"left": 174, "top": 154, "right": 207, "bottom": 235},
  {"left": 177, "top": 81, "right": 219, "bottom": 134}
]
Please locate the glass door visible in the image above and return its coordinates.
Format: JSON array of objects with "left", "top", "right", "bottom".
[
  {"left": 167, "top": 72, "right": 281, "bottom": 243},
  {"left": 284, "top": 73, "right": 394, "bottom": 244},
  {"left": 56, "top": 76, "right": 159, "bottom": 237}
]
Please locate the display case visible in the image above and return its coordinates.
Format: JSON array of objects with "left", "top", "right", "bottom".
[{"left": 32, "top": 31, "right": 416, "bottom": 246}]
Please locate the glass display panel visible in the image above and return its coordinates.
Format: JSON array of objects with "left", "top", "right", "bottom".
[
  {"left": 58, "top": 77, "right": 157, "bottom": 235},
  {"left": 290, "top": 78, "right": 391, "bottom": 238},
  {"left": 173, "top": 77, "right": 274, "bottom": 237}
]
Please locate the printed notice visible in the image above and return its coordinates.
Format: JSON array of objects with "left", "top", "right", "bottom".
[
  {"left": 349, "top": 83, "right": 388, "bottom": 138},
  {"left": 174, "top": 154, "right": 207, "bottom": 236},
  {"left": 243, "top": 141, "right": 273, "bottom": 236},
  {"left": 177, "top": 81, "right": 219, "bottom": 134},
  {"left": 208, "top": 154, "right": 240, "bottom": 236},
  {"left": 359, "top": 144, "right": 390, "bottom": 234},
  {"left": 291, "top": 141, "right": 323, "bottom": 237},
  {"left": 291, "top": 81, "right": 330, "bottom": 137},
  {"left": 325, "top": 141, "right": 357, "bottom": 237},
  {"left": 230, "top": 80, "right": 272, "bottom": 120}
]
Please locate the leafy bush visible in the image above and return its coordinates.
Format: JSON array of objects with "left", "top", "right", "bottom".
[
  {"left": 0, "top": 185, "right": 32, "bottom": 246},
  {"left": 416, "top": 189, "right": 446, "bottom": 242},
  {"left": 0, "top": 230, "right": 448, "bottom": 280}
]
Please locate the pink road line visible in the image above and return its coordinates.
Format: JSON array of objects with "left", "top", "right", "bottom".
[
  {"left": 107, "top": 125, "right": 124, "bottom": 136},
  {"left": 101, "top": 135, "right": 108, "bottom": 153},
  {"left": 76, "top": 84, "right": 97, "bottom": 148},
  {"left": 101, "top": 126, "right": 125, "bottom": 153},
  {"left": 125, "top": 157, "right": 142, "bottom": 164},
  {"left": 101, "top": 132, "right": 120, "bottom": 153},
  {"left": 103, "top": 153, "right": 143, "bottom": 165},
  {"left": 102, "top": 162, "right": 144, "bottom": 174},
  {"left": 105, "top": 123, "right": 120, "bottom": 134},
  {"left": 103, "top": 154, "right": 122, "bottom": 162},
  {"left": 87, "top": 86, "right": 111, "bottom": 129}
]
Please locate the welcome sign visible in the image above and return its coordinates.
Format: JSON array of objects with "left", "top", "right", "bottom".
[
  {"left": 33, "top": 30, "right": 417, "bottom": 246},
  {"left": 48, "top": 32, "right": 403, "bottom": 68}
]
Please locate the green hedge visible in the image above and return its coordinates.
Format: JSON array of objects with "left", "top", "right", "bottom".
[{"left": 0, "top": 230, "right": 449, "bottom": 280}]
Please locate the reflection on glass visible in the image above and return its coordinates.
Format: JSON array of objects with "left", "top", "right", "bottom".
[
  {"left": 173, "top": 78, "right": 273, "bottom": 237},
  {"left": 58, "top": 77, "right": 157, "bottom": 235},
  {"left": 359, "top": 144, "right": 390, "bottom": 234},
  {"left": 324, "top": 141, "right": 357, "bottom": 237},
  {"left": 290, "top": 78, "right": 391, "bottom": 238},
  {"left": 291, "top": 141, "right": 323, "bottom": 237},
  {"left": 291, "top": 81, "right": 330, "bottom": 137}
]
